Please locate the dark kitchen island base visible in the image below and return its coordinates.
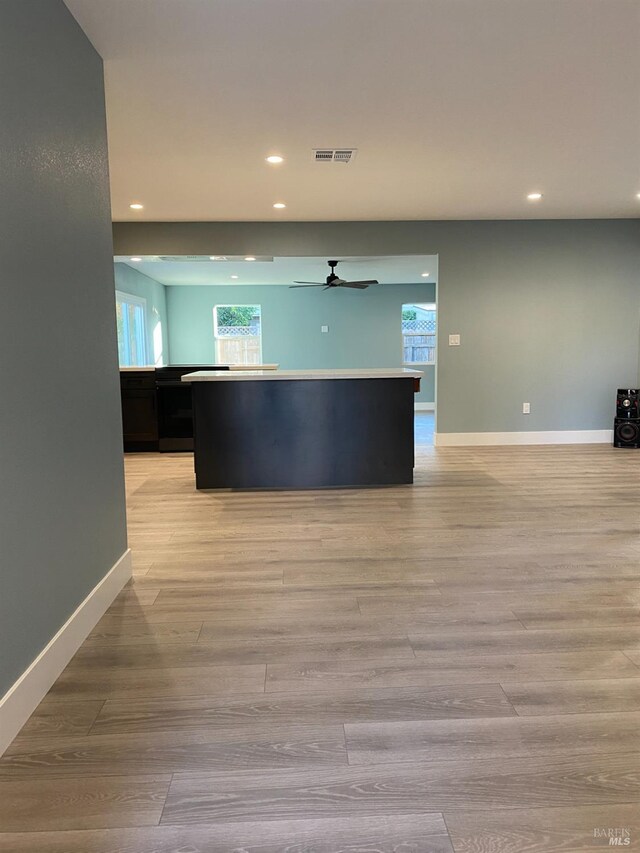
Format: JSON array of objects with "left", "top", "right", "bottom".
[{"left": 189, "top": 375, "right": 418, "bottom": 490}]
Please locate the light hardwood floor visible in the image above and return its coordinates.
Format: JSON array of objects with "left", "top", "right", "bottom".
[{"left": 2, "top": 415, "right": 640, "bottom": 851}]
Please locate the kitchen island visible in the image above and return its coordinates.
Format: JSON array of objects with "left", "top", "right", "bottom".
[{"left": 182, "top": 368, "right": 423, "bottom": 489}]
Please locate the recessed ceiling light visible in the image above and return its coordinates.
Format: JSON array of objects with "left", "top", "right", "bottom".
[
  {"left": 527, "top": 192, "right": 543, "bottom": 201},
  {"left": 636, "top": 193, "right": 640, "bottom": 199},
  {"left": 129, "top": 203, "right": 144, "bottom": 210},
  {"left": 273, "top": 202, "right": 286, "bottom": 209},
  {"left": 421, "top": 272, "right": 430, "bottom": 277},
  {"left": 265, "top": 155, "right": 284, "bottom": 164},
  {"left": 130, "top": 257, "right": 142, "bottom": 262},
  {"left": 231, "top": 275, "right": 239, "bottom": 279},
  {"left": 244, "top": 256, "right": 256, "bottom": 261}
]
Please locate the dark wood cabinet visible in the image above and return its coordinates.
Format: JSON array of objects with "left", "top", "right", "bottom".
[
  {"left": 120, "top": 366, "right": 224, "bottom": 452},
  {"left": 191, "top": 377, "right": 416, "bottom": 489},
  {"left": 122, "top": 390, "right": 158, "bottom": 441},
  {"left": 120, "top": 373, "right": 156, "bottom": 391},
  {"left": 120, "top": 372, "right": 158, "bottom": 450}
]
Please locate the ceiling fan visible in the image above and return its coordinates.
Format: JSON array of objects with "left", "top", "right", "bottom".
[{"left": 290, "top": 260, "right": 379, "bottom": 290}]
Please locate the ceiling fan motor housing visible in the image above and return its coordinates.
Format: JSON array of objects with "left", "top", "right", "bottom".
[{"left": 290, "top": 258, "right": 378, "bottom": 289}]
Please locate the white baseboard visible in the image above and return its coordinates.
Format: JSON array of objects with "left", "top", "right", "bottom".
[
  {"left": 434, "top": 429, "right": 614, "bottom": 447},
  {"left": 414, "top": 402, "right": 435, "bottom": 411},
  {"left": 0, "top": 549, "right": 132, "bottom": 756}
]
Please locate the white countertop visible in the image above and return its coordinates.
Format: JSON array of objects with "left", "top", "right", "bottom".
[
  {"left": 229, "top": 364, "right": 279, "bottom": 370},
  {"left": 182, "top": 368, "right": 423, "bottom": 382},
  {"left": 119, "top": 366, "right": 156, "bottom": 372},
  {"left": 119, "top": 364, "right": 279, "bottom": 372}
]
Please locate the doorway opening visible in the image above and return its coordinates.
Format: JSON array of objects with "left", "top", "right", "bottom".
[
  {"left": 402, "top": 301, "right": 436, "bottom": 446},
  {"left": 113, "top": 254, "right": 438, "bottom": 450}
]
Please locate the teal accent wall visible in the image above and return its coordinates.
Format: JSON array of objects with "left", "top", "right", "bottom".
[
  {"left": 1, "top": 1, "right": 127, "bottom": 695},
  {"left": 114, "top": 263, "right": 170, "bottom": 365},
  {"left": 114, "top": 220, "right": 640, "bottom": 434},
  {"left": 166, "top": 283, "right": 436, "bottom": 403}
]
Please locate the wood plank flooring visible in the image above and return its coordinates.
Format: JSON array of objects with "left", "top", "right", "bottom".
[{"left": 2, "top": 415, "right": 640, "bottom": 851}]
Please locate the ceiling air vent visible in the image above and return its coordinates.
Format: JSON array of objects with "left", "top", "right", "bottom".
[{"left": 313, "top": 148, "right": 357, "bottom": 163}]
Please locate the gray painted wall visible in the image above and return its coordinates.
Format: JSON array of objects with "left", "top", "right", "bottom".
[
  {"left": 166, "top": 282, "right": 436, "bottom": 403},
  {"left": 435, "top": 222, "right": 640, "bottom": 433},
  {"left": 0, "top": 0, "right": 127, "bottom": 695},
  {"left": 114, "top": 220, "right": 640, "bottom": 433},
  {"left": 114, "top": 263, "right": 170, "bottom": 365}
]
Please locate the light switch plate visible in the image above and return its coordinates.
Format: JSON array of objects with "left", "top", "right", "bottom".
[
  {"left": 321, "top": 325, "right": 329, "bottom": 333},
  {"left": 448, "top": 334, "right": 461, "bottom": 346},
  {"left": 522, "top": 402, "right": 531, "bottom": 414}
]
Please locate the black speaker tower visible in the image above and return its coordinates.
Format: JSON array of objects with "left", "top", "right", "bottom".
[
  {"left": 616, "top": 389, "right": 640, "bottom": 418},
  {"left": 614, "top": 389, "right": 640, "bottom": 448}
]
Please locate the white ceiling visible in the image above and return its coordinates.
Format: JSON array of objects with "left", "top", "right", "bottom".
[
  {"left": 66, "top": 0, "right": 640, "bottom": 221},
  {"left": 115, "top": 255, "right": 438, "bottom": 286}
]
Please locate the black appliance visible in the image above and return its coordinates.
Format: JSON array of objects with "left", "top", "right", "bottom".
[
  {"left": 614, "top": 418, "right": 640, "bottom": 448},
  {"left": 616, "top": 388, "right": 640, "bottom": 418},
  {"left": 156, "top": 365, "right": 227, "bottom": 452}
]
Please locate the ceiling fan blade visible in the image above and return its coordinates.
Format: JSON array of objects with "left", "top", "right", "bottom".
[
  {"left": 345, "top": 279, "right": 379, "bottom": 286},
  {"left": 340, "top": 282, "right": 370, "bottom": 289},
  {"left": 293, "top": 280, "right": 324, "bottom": 285},
  {"left": 290, "top": 284, "right": 326, "bottom": 288}
]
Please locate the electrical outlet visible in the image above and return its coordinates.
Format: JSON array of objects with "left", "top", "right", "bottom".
[
  {"left": 321, "top": 325, "right": 329, "bottom": 333},
  {"left": 448, "top": 334, "right": 461, "bottom": 346},
  {"left": 522, "top": 402, "right": 531, "bottom": 414}
]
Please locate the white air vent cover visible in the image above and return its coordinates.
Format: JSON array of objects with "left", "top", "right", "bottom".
[{"left": 313, "top": 148, "right": 358, "bottom": 163}]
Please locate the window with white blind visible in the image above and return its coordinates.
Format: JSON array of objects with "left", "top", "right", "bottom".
[
  {"left": 116, "top": 291, "right": 148, "bottom": 366},
  {"left": 213, "top": 305, "right": 262, "bottom": 364},
  {"left": 402, "top": 303, "right": 436, "bottom": 365}
]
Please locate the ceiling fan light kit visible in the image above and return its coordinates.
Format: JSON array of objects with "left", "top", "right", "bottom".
[{"left": 290, "top": 260, "right": 379, "bottom": 290}]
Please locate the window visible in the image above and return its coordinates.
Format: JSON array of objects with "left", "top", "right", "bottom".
[
  {"left": 402, "top": 303, "right": 436, "bottom": 364},
  {"left": 116, "top": 291, "right": 147, "bottom": 366},
  {"left": 214, "top": 305, "right": 262, "bottom": 364}
]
